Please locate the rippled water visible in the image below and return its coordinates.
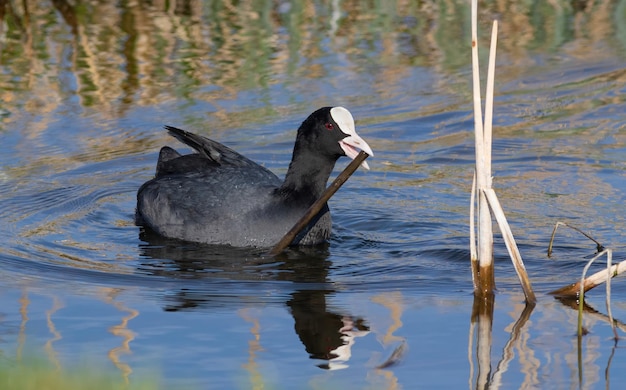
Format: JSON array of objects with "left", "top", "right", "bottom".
[{"left": 1, "top": 1, "right": 626, "bottom": 389}]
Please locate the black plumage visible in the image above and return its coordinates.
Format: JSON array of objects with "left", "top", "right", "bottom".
[{"left": 136, "top": 106, "right": 373, "bottom": 247}]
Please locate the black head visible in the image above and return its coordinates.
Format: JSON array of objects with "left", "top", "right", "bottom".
[
  {"left": 279, "top": 106, "right": 374, "bottom": 200},
  {"left": 295, "top": 106, "right": 374, "bottom": 169}
]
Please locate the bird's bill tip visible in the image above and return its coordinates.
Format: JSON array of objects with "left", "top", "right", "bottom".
[{"left": 339, "top": 137, "right": 373, "bottom": 170}]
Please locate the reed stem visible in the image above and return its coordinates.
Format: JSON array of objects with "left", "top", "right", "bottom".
[{"left": 268, "top": 151, "right": 370, "bottom": 256}]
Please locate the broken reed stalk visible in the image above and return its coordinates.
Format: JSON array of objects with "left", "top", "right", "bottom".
[
  {"left": 547, "top": 223, "right": 619, "bottom": 338},
  {"left": 469, "top": 6, "right": 535, "bottom": 303},
  {"left": 268, "top": 151, "right": 370, "bottom": 256},
  {"left": 548, "top": 221, "right": 605, "bottom": 257},
  {"left": 550, "top": 256, "right": 626, "bottom": 297},
  {"left": 483, "top": 189, "right": 536, "bottom": 302},
  {"left": 548, "top": 222, "right": 626, "bottom": 300}
]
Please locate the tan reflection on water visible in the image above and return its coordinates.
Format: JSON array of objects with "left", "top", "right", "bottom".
[
  {"left": 11, "top": 285, "right": 139, "bottom": 383},
  {"left": 6, "top": 284, "right": 626, "bottom": 387},
  {"left": 369, "top": 291, "right": 406, "bottom": 390},
  {"left": 44, "top": 295, "right": 65, "bottom": 371},
  {"left": 17, "top": 289, "right": 29, "bottom": 362},
  {"left": 371, "top": 291, "right": 405, "bottom": 346},
  {"left": 101, "top": 287, "right": 139, "bottom": 385},
  {"left": 239, "top": 307, "right": 266, "bottom": 390}
]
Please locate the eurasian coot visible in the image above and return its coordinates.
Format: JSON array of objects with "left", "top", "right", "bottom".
[{"left": 136, "top": 106, "right": 373, "bottom": 247}]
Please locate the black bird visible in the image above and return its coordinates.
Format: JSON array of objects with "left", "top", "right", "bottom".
[{"left": 136, "top": 106, "right": 374, "bottom": 247}]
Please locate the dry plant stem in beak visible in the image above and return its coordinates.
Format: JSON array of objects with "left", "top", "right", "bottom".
[{"left": 268, "top": 151, "right": 370, "bottom": 256}]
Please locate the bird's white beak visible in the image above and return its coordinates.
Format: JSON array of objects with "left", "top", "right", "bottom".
[{"left": 331, "top": 107, "right": 374, "bottom": 170}]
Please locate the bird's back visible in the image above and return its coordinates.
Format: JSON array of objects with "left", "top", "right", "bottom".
[{"left": 136, "top": 127, "right": 331, "bottom": 247}]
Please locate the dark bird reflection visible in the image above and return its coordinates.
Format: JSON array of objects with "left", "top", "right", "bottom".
[
  {"left": 288, "top": 290, "right": 370, "bottom": 370},
  {"left": 138, "top": 228, "right": 369, "bottom": 369}
]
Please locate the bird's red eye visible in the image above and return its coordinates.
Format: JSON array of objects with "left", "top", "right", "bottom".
[{"left": 325, "top": 123, "right": 333, "bottom": 130}]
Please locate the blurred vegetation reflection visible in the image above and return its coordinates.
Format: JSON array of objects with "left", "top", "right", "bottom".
[{"left": 0, "top": 0, "right": 625, "bottom": 123}]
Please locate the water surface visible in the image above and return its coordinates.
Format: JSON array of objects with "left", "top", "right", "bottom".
[{"left": 1, "top": 1, "right": 626, "bottom": 388}]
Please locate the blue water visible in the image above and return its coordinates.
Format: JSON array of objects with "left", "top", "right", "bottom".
[{"left": 1, "top": 1, "right": 626, "bottom": 389}]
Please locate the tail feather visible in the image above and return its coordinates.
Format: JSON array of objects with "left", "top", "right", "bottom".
[
  {"left": 164, "top": 125, "right": 222, "bottom": 162},
  {"left": 162, "top": 125, "right": 272, "bottom": 171}
]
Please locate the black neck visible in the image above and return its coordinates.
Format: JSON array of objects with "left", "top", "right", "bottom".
[{"left": 279, "top": 150, "right": 337, "bottom": 203}]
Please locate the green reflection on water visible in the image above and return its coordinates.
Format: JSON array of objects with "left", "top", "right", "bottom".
[{"left": 1, "top": 0, "right": 625, "bottom": 124}]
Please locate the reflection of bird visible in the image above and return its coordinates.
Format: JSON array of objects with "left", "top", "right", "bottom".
[
  {"left": 287, "top": 290, "right": 370, "bottom": 370},
  {"left": 137, "top": 234, "right": 371, "bottom": 370},
  {"left": 325, "top": 317, "right": 371, "bottom": 370},
  {"left": 136, "top": 107, "right": 373, "bottom": 247}
]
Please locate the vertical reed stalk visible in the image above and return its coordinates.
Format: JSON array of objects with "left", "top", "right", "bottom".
[
  {"left": 469, "top": 172, "right": 479, "bottom": 290},
  {"left": 470, "top": 0, "right": 535, "bottom": 302},
  {"left": 470, "top": 0, "right": 494, "bottom": 298}
]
